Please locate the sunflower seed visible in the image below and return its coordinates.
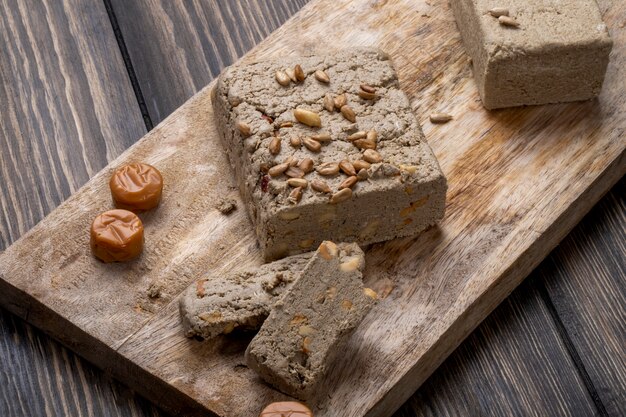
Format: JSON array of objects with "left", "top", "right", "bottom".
[
  {"left": 488, "top": 7, "right": 509, "bottom": 17},
  {"left": 330, "top": 188, "right": 352, "bottom": 204},
  {"left": 285, "top": 166, "right": 305, "bottom": 178},
  {"left": 316, "top": 162, "right": 340, "bottom": 176},
  {"left": 280, "top": 121, "right": 293, "bottom": 128},
  {"left": 429, "top": 113, "right": 453, "bottom": 123},
  {"left": 366, "top": 130, "right": 378, "bottom": 141},
  {"left": 294, "top": 108, "right": 322, "bottom": 127},
  {"left": 288, "top": 157, "right": 299, "bottom": 167},
  {"left": 352, "top": 160, "right": 371, "bottom": 171},
  {"left": 347, "top": 131, "right": 367, "bottom": 141},
  {"left": 360, "top": 84, "right": 376, "bottom": 93},
  {"left": 358, "top": 90, "right": 378, "bottom": 100},
  {"left": 275, "top": 71, "right": 291, "bottom": 86},
  {"left": 294, "top": 64, "right": 305, "bottom": 82},
  {"left": 311, "top": 133, "right": 332, "bottom": 142},
  {"left": 298, "top": 158, "right": 314, "bottom": 173},
  {"left": 268, "top": 162, "right": 289, "bottom": 177},
  {"left": 311, "top": 179, "right": 331, "bottom": 193},
  {"left": 287, "top": 178, "right": 308, "bottom": 188},
  {"left": 498, "top": 15, "right": 520, "bottom": 27},
  {"left": 269, "top": 136, "right": 281, "bottom": 155},
  {"left": 286, "top": 68, "right": 297, "bottom": 82},
  {"left": 314, "top": 70, "right": 330, "bottom": 83},
  {"left": 323, "top": 94, "right": 335, "bottom": 112},
  {"left": 353, "top": 138, "right": 377, "bottom": 150},
  {"left": 290, "top": 136, "right": 302, "bottom": 148},
  {"left": 334, "top": 94, "right": 347, "bottom": 108},
  {"left": 339, "top": 160, "right": 357, "bottom": 176},
  {"left": 237, "top": 121, "right": 251, "bottom": 137},
  {"left": 288, "top": 187, "right": 303, "bottom": 204},
  {"left": 363, "top": 149, "right": 383, "bottom": 163},
  {"left": 357, "top": 168, "right": 369, "bottom": 180},
  {"left": 339, "top": 176, "right": 358, "bottom": 190},
  {"left": 303, "top": 137, "right": 322, "bottom": 152},
  {"left": 340, "top": 105, "right": 356, "bottom": 122}
]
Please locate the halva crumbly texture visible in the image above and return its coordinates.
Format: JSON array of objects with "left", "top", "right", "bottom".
[
  {"left": 212, "top": 48, "right": 447, "bottom": 261},
  {"left": 179, "top": 253, "right": 312, "bottom": 339},
  {"left": 245, "top": 241, "right": 376, "bottom": 400},
  {"left": 450, "top": 0, "right": 613, "bottom": 109}
]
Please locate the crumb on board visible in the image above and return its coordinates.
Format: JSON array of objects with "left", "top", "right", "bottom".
[{"left": 216, "top": 198, "right": 237, "bottom": 215}]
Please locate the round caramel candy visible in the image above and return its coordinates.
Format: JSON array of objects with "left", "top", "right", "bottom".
[
  {"left": 260, "top": 401, "right": 313, "bottom": 417},
  {"left": 109, "top": 163, "right": 163, "bottom": 211},
  {"left": 90, "top": 209, "right": 144, "bottom": 263}
]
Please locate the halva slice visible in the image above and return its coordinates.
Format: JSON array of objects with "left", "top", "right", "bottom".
[
  {"left": 245, "top": 241, "right": 376, "bottom": 399},
  {"left": 180, "top": 252, "right": 312, "bottom": 339}
]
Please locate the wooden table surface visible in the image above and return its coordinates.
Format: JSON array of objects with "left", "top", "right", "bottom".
[{"left": 0, "top": 1, "right": 623, "bottom": 416}]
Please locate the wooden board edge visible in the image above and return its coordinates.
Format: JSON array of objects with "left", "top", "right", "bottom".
[{"left": 366, "top": 149, "right": 626, "bottom": 417}]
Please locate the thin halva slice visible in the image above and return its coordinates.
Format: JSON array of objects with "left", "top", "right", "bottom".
[
  {"left": 245, "top": 241, "right": 377, "bottom": 400},
  {"left": 179, "top": 252, "right": 312, "bottom": 339}
]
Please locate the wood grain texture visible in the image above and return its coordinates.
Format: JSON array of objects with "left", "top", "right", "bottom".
[
  {"left": 0, "top": 1, "right": 624, "bottom": 417},
  {"left": 110, "top": 0, "right": 309, "bottom": 123},
  {"left": 0, "top": 0, "right": 146, "bottom": 248},
  {"left": 396, "top": 274, "right": 599, "bottom": 417}
]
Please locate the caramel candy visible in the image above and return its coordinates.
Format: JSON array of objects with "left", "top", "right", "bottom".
[
  {"left": 90, "top": 209, "right": 144, "bottom": 263},
  {"left": 109, "top": 163, "right": 163, "bottom": 211},
  {"left": 260, "top": 401, "right": 313, "bottom": 417}
]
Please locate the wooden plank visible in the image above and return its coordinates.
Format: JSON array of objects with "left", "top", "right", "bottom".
[
  {"left": 110, "top": 0, "right": 309, "bottom": 123},
  {"left": 396, "top": 275, "right": 598, "bottom": 416},
  {"left": 0, "top": 0, "right": 146, "bottom": 248},
  {"left": 539, "top": 181, "right": 626, "bottom": 416},
  {"left": 0, "top": 1, "right": 624, "bottom": 417},
  {"left": 0, "top": 0, "right": 148, "bottom": 415}
]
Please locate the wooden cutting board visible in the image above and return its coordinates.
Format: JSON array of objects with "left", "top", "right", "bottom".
[{"left": 0, "top": 0, "right": 624, "bottom": 416}]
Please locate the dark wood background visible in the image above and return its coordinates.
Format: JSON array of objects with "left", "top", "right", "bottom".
[{"left": 0, "top": 0, "right": 623, "bottom": 415}]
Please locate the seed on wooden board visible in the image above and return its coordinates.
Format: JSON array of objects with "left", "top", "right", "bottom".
[
  {"left": 367, "top": 130, "right": 378, "bottom": 142},
  {"left": 340, "top": 105, "right": 356, "bottom": 122},
  {"left": 311, "top": 179, "right": 331, "bottom": 193},
  {"left": 339, "top": 176, "right": 358, "bottom": 190},
  {"left": 285, "top": 166, "right": 305, "bottom": 178},
  {"left": 354, "top": 139, "right": 377, "bottom": 150},
  {"left": 352, "top": 160, "right": 371, "bottom": 171},
  {"left": 275, "top": 70, "right": 291, "bottom": 86},
  {"left": 358, "top": 90, "right": 377, "bottom": 100},
  {"left": 289, "top": 187, "right": 303, "bottom": 203},
  {"left": 287, "top": 178, "right": 308, "bottom": 188},
  {"left": 311, "top": 133, "right": 332, "bottom": 142},
  {"left": 357, "top": 168, "right": 369, "bottom": 180},
  {"left": 237, "top": 121, "right": 251, "bottom": 137},
  {"left": 286, "top": 67, "right": 297, "bottom": 82},
  {"left": 347, "top": 131, "right": 367, "bottom": 141},
  {"left": 323, "top": 94, "right": 335, "bottom": 112},
  {"left": 294, "top": 64, "right": 306, "bottom": 82},
  {"left": 294, "top": 108, "right": 322, "bottom": 127},
  {"left": 339, "top": 160, "right": 357, "bottom": 176},
  {"left": 269, "top": 136, "right": 281, "bottom": 155},
  {"left": 298, "top": 158, "right": 314, "bottom": 173},
  {"left": 290, "top": 136, "right": 302, "bottom": 148},
  {"left": 314, "top": 69, "right": 330, "bottom": 83},
  {"left": 268, "top": 162, "right": 289, "bottom": 177},
  {"left": 363, "top": 149, "right": 383, "bottom": 163},
  {"left": 429, "top": 113, "right": 453, "bottom": 123},
  {"left": 330, "top": 188, "right": 352, "bottom": 204},
  {"left": 302, "top": 137, "right": 322, "bottom": 152},
  {"left": 488, "top": 7, "right": 509, "bottom": 17},
  {"left": 498, "top": 15, "right": 520, "bottom": 27},
  {"left": 334, "top": 94, "right": 347, "bottom": 108}
]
